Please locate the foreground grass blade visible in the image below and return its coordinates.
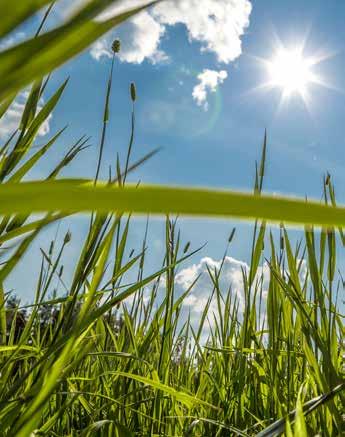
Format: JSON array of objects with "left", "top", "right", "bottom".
[
  {"left": 0, "top": 1, "right": 158, "bottom": 101},
  {"left": 1, "top": 180, "right": 345, "bottom": 227},
  {"left": 256, "top": 383, "right": 345, "bottom": 437},
  {"left": 113, "top": 371, "right": 218, "bottom": 410},
  {"left": 0, "top": 0, "right": 53, "bottom": 39}
]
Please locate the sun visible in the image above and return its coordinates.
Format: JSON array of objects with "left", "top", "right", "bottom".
[
  {"left": 253, "top": 37, "right": 333, "bottom": 109},
  {"left": 266, "top": 48, "right": 316, "bottom": 99}
]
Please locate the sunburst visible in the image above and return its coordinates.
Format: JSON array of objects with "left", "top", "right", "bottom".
[
  {"left": 266, "top": 47, "right": 317, "bottom": 100},
  {"left": 254, "top": 36, "right": 333, "bottom": 110}
]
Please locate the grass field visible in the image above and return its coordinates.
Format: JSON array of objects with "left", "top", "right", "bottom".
[{"left": 0, "top": 2, "right": 344, "bottom": 436}]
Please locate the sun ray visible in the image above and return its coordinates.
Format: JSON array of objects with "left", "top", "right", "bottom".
[
  {"left": 248, "top": 33, "right": 336, "bottom": 111},
  {"left": 265, "top": 46, "right": 318, "bottom": 100}
]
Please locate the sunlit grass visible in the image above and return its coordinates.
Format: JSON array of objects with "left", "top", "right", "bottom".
[{"left": 0, "top": 2, "right": 343, "bottom": 436}]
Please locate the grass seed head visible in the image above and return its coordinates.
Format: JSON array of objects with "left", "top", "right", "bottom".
[
  {"left": 112, "top": 39, "right": 121, "bottom": 54},
  {"left": 59, "top": 265, "right": 64, "bottom": 277},
  {"left": 64, "top": 231, "right": 72, "bottom": 244},
  {"left": 130, "top": 82, "right": 137, "bottom": 102},
  {"left": 183, "top": 242, "right": 191, "bottom": 253}
]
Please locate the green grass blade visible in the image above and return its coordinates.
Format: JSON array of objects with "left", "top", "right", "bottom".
[
  {"left": 0, "top": 1, "right": 158, "bottom": 101},
  {"left": 256, "top": 383, "right": 344, "bottom": 437},
  {"left": 1, "top": 181, "right": 345, "bottom": 227},
  {"left": 0, "top": 0, "right": 53, "bottom": 39},
  {"left": 113, "top": 371, "right": 218, "bottom": 410}
]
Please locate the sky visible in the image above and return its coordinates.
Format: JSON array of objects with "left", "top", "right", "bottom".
[{"left": 1, "top": 0, "right": 345, "bottom": 313}]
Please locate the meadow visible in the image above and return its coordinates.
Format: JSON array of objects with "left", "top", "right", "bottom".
[{"left": 0, "top": 2, "right": 344, "bottom": 436}]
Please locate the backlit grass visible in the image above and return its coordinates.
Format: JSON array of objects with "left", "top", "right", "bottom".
[{"left": 0, "top": 2, "right": 343, "bottom": 436}]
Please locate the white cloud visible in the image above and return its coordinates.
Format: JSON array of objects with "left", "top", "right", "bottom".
[
  {"left": 174, "top": 256, "right": 250, "bottom": 344},
  {"left": 175, "top": 256, "right": 274, "bottom": 344},
  {"left": 57, "top": 0, "right": 252, "bottom": 108},
  {"left": 177, "top": 256, "right": 250, "bottom": 314},
  {"left": 60, "top": 0, "right": 166, "bottom": 64},
  {"left": 120, "top": 253, "right": 307, "bottom": 345},
  {"left": 88, "top": 0, "right": 252, "bottom": 67},
  {"left": 89, "top": 40, "right": 112, "bottom": 62},
  {"left": 55, "top": 0, "right": 153, "bottom": 20},
  {"left": 96, "top": 0, "right": 155, "bottom": 21},
  {"left": 153, "top": 0, "right": 252, "bottom": 64},
  {"left": 192, "top": 69, "right": 228, "bottom": 110},
  {"left": 176, "top": 255, "right": 307, "bottom": 335},
  {"left": 90, "top": 10, "right": 167, "bottom": 64},
  {"left": 0, "top": 93, "right": 52, "bottom": 140}
]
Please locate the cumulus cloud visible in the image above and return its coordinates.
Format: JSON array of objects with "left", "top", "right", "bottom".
[
  {"left": 153, "top": 0, "right": 252, "bottom": 64},
  {"left": 192, "top": 69, "right": 228, "bottom": 110},
  {"left": 96, "top": 0, "right": 155, "bottom": 20},
  {"left": 173, "top": 256, "right": 256, "bottom": 343},
  {"left": 0, "top": 93, "right": 52, "bottom": 140},
  {"left": 176, "top": 255, "right": 307, "bottom": 336},
  {"left": 58, "top": 0, "right": 252, "bottom": 108},
  {"left": 61, "top": 0, "right": 167, "bottom": 64},
  {"left": 176, "top": 256, "right": 250, "bottom": 313},
  {"left": 120, "top": 254, "right": 307, "bottom": 344},
  {"left": 90, "top": 10, "right": 167, "bottom": 64},
  {"left": 89, "top": 0, "right": 251, "bottom": 67}
]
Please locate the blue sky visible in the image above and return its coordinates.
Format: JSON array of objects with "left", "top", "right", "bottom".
[{"left": 2, "top": 0, "right": 345, "bottom": 304}]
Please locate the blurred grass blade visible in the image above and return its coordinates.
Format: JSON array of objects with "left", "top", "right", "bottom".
[
  {"left": 1, "top": 181, "right": 345, "bottom": 227},
  {"left": 0, "top": 1, "right": 158, "bottom": 101},
  {"left": 8, "top": 127, "right": 67, "bottom": 183},
  {"left": 0, "top": 0, "right": 53, "bottom": 39},
  {"left": 0, "top": 80, "right": 68, "bottom": 179}
]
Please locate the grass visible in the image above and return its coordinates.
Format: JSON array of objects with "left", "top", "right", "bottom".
[{"left": 0, "top": 2, "right": 344, "bottom": 436}]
